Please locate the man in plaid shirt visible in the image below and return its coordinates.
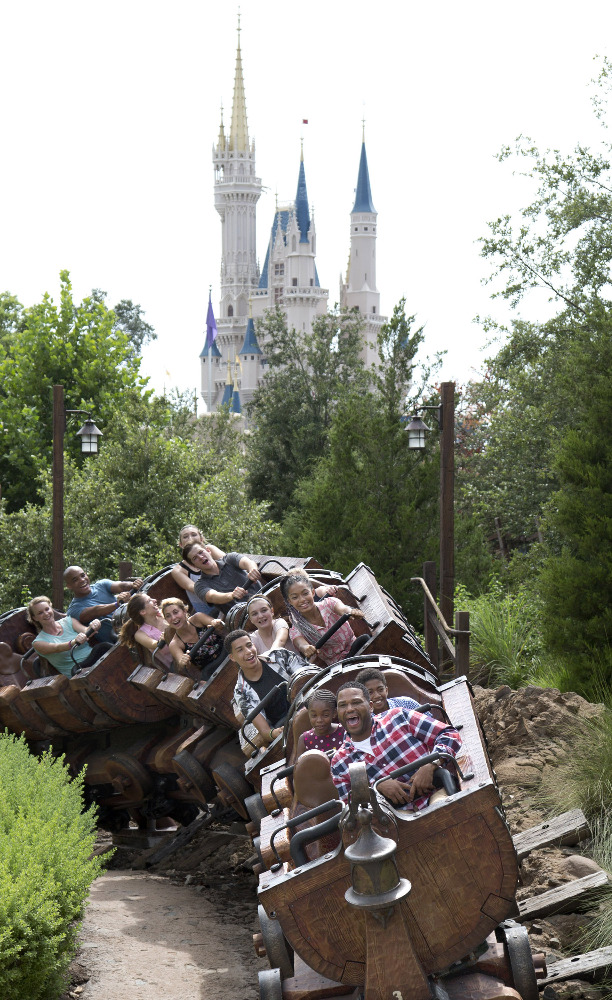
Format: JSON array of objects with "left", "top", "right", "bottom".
[{"left": 331, "top": 681, "right": 462, "bottom": 809}]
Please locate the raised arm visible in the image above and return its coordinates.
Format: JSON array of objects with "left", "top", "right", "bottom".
[
  {"left": 238, "top": 555, "right": 262, "bottom": 583},
  {"left": 330, "top": 597, "right": 365, "bottom": 620},
  {"left": 171, "top": 563, "right": 196, "bottom": 593}
]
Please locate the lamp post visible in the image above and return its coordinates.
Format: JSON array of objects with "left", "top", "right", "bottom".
[
  {"left": 406, "top": 381, "right": 455, "bottom": 632},
  {"left": 52, "top": 385, "right": 103, "bottom": 609}
]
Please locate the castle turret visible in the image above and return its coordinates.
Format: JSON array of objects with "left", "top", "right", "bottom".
[
  {"left": 252, "top": 145, "right": 328, "bottom": 336},
  {"left": 341, "top": 132, "right": 386, "bottom": 368},
  {"left": 206, "top": 20, "right": 262, "bottom": 410}
]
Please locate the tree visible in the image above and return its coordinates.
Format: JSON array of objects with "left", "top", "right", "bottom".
[
  {"left": 0, "top": 271, "right": 149, "bottom": 510},
  {"left": 90, "top": 290, "right": 157, "bottom": 354},
  {"left": 245, "top": 306, "right": 368, "bottom": 520},
  {"left": 470, "top": 58, "right": 612, "bottom": 679},
  {"left": 0, "top": 293, "right": 25, "bottom": 344},
  {"left": 282, "top": 302, "right": 441, "bottom": 617},
  {"left": 0, "top": 414, "right": 282, "bottom": 610}
]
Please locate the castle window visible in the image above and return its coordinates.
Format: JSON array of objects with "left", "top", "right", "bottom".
[
  {"left": 274, "top": 263, "right": 284, "bottom": 276},
  {"left": 354, "top": 227, "right": 358, "bottom": 232},
  {"left": 309, "top": 278, "right": 313, "bottom": 286},
  {"left": 292, "top": 277, "right": 297, "bottom": 287},
  {"left": 228, "top": 305, "right": 234, "bottom": 317},
  {"left": 372, "top": 306, "right": 376, "bottom": 314},
  {"left": 364, "top": 226, "right": 368, "bottom": 231},
  {"left": 274, "top": 287, "right": 283, "bottom": 302},
  {"left": 251, "top": 355, "right": 255, "bottom": 360}
]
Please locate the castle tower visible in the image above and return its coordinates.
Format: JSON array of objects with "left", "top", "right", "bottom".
[
  {"left": 204, "top": 20, "right": 262, "bottom": 410},
  {"left": 252, "top": 146, "right": 328, "bottom": 336},
  {"left": 341, "top": 133, "right": 386, "bottom": 368}
]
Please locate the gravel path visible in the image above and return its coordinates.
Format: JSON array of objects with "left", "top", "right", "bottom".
[{"left": 77, "top": 869, "right": 261, "bottom": 1000}]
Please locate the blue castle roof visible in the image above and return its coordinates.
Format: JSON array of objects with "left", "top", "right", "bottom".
[
  {"left": 352, "top": 141, "right": 376, "bottom": 214},
  {"left": 231, "top": 387, "right": 241, "bottom": 413},
  {"left": 220, "top": 380, "right": 233, "bottom": 408},
  {"left": 259, "top": 208, "right": 290, "bottom": 289},
  {"left": 295, "top": 158, "right": 310, "bottom": 243},
  {"left": 199, "top": 337, "right": 222, "bottom": 358},
  {"left": 239, "top": 317, "right": 262, "bottom": 355}
]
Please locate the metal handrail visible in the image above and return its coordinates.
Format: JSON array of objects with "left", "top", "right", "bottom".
[{"left": 410, "top": 577, "right": 470, "bottom": 637}]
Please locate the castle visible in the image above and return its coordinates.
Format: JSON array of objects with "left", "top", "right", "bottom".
[{"left": 200, "top": 25, "right": 385, "bottom": 413}]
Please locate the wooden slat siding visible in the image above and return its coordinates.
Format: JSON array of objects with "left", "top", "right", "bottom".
[
  {"left": 20, "top": 674, "right": 97, "bottom": 731},
  {"left": 512, "top": 809, "right": 590, "bottom": 859},
  {"left": 187, "top": 658, "right": 239, "bottom": 730},
  {"left": 151, "top": 671, "right": 195, "bottom": 712},
  {"left": 345, "top": 564, "right": 434, "bottom": 672},
  {"left": 259, "top": 808, "right": 291, "bottom": 868},
  {"left": 516, "top": 870, "right": 609, "bottom": 921},
  {"left": 542, "top": 946, "right": 612, "bottom": 985},
  {"left": 128, "top": 664, "right": 165, "bottom": 692},
  {"left": 0, "top": 684, "right": 51, "bottom": 738},
  {"left": 441, "top": 678, "right": 495, "bottom": 785},
  {"left": 71, "top": 645, "right": 175, "bottom": 725}
]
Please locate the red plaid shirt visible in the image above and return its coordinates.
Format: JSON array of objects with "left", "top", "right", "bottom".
[{"left": 330, "top": 706, "right": 462, "bottom": 810}]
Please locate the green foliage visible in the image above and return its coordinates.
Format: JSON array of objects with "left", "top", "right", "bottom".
[
  {"left": 0, "top": 414, "right": 282, "bottom": 609},
  {"left": 538, "top": 328, "right": 612, "bottom": 667},
  {"left": 0, "top": 292, "right": 25, "bottom": 343},
  {"left": 464, "top": 60, "right": 612, "bottom": 659},
  {"left": 582, "top": 814, "right": 612, "bottom": 956},
  {"left": 539, "top": 703, "right": 612, "bottom": 819},
  {"left": 0, "top": 733, "right": 104, "bottom": 1000},
  {"left": 281, "top": 302, "right": 441, "bottom": 618},
  {"left": 245, "top": 306, "right": 368, "bottom": 520},
  {"left": 456, "top": 581, "right": 543, "bottom": 688},
  {"left": 0, "top": 272, "right": 149, "bottom": 510}
]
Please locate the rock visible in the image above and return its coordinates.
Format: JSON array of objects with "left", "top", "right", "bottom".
[
  {"left": 495, "top": 686, "right": 512, "bottom": 701},
  {"left": 561, "top": 854, "right": 604, "bottom": 878},
  {"left": 548, "top": 936, "right": 561, "bottom": 947}
]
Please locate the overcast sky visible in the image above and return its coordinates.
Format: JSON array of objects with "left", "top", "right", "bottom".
[{"left": 1, "top": 1, "right": 609, "bottom": 401}]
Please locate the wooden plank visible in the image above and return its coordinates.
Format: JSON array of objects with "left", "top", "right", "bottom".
[
  {"left": 512, "top": 809, "right": 590, "bottom": 859},
  {"left": 516, "top": 870, "right": 609, "bottom": 921},
  {"left": 542, "top": 946, "right": 612, "bottom": 985}
]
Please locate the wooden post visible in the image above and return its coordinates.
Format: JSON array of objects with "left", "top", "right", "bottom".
[
  {"left": 439, "top": 381, "right": 455, "bottom": 633},
  {"left": 52, "top": 385, "right": 65, "bottom": 610},
  {"left": 422, "top": 561, "right": 438, "bottom": 669},
  {"left": 455, "top": 609, "right": 470, "bottom": 679},
  {"left": 119, "top": 561, "right": 133, "bottom": 582}
]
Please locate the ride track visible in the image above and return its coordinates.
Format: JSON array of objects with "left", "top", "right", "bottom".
[{"left": 0, "top": 555, "right": 604, "bottom": 999}]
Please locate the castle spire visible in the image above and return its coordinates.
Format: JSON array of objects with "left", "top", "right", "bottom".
[
  {"left": 295, "top": 149, "right": 311, "bottom": 243},
  {"left": 229, "top": 18, "right": 249, "bottom": 152},
  {"left": 352, "top": 139, "right": 375, "bottom": 214},
  {"left": 217, "top": 103, "right": 226, "bottom": 150}
]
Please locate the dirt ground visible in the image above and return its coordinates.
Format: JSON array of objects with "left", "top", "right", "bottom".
[{"left": 61, "top": 684, "right": 610, "bottom": 1000}]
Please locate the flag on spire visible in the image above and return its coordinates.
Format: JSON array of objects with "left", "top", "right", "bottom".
[{"left": 205, "top": 292, "right": 218, "bottom": 351}]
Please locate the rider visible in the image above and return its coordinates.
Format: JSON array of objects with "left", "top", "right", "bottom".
[{"left": 330, "top": 681, "right": 461, "bottom": 810}]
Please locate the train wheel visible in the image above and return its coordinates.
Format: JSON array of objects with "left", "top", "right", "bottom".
[
  {"left": 211, "top": 760, "right": 252, "bottom": 819},
  {"left": 499, "top": 920, "right": 539, "bottom": 1000},
  {"left": 258, "top": 904, "right": 293, "bottom": 980},
  {"left": 245, "top": 793, "right": 268, "bottom": 832},
  {"left": 258, "top": 968, "right": 282, "bottom": 1000}
]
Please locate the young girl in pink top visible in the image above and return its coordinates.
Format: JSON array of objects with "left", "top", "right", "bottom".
[{"left": 296, "top": 689, "right": 345, "bottom": 756}]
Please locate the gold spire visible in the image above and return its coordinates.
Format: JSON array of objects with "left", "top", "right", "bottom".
[
  {"left": 226, "top": 359, "right": 232, "bottom": 385},
  {"left": 218, "top": 103, "right": 226, "bottom": 150},
  {"left": 229, "top": 17, "right": 249, "bottom": 152}
]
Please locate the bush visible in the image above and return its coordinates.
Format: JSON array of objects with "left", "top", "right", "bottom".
[
  {"left": 456, "top": 581, "right": 543, "bottom": 688},
  {"left": 0, "top": 734, "right": 105, "bottom": 999},
  {"left": 538, "top": 704, "right": 612, "bottom": 820}
]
